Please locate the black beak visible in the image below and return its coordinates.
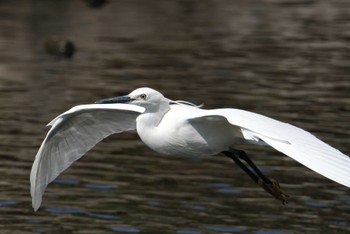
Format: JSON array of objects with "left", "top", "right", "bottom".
[{"left": 95, "top": 95, "right": 131, "bottom": 104}]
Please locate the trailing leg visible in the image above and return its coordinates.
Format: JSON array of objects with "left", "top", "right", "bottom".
[{"left": 222, "top": 149, "right": 290, "bottom": 204}]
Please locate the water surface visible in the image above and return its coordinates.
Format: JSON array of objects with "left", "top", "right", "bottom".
[{"left": 0, "top": 0, "right": 349, "bottom": 233}]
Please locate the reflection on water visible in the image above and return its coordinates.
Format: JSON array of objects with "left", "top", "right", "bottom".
[{"left": 0, "top": 0, "right": 349, "bottom": 233}]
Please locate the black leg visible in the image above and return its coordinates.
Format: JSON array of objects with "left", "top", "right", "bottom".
[
  {"left": 228, "top": 149, "right": 272, "bottom": 184},
  {"left": 223, "top": 150, "right": 260, "bottom": 183},
  {"left": 222, "top": 148, "right": 290, "bottom": 205}
]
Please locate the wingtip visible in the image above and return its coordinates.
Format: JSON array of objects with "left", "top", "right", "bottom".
[{"left": 32, "top": 198, "right": 41, "bottom": 212}]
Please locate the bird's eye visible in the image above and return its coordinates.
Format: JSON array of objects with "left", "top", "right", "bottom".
[{"left": 140, "top": 94, "right": 147, "bottom": 100}]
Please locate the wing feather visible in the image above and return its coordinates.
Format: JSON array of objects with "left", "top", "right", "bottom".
[
  {"left": 30, "top": 104, "right": 144, "bottom": 211},
  {"left": 209, "top": 108, "right": 350, "bottom": 188}
]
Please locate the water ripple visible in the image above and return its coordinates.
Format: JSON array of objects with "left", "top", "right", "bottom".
[
  {"left": 254, "top": 230, "right": 291, "bottom": 234},
  {"left": 111, "top": 226, "right": 141, "bottom": 233},
  {"left": 84, "top": 183, "right": 118, "bottom": 189},
  {"left": 0, "top": 200, "right": 18, "bottom": 207},
  {"left": 204, "top": 225, "right": 247, "bottom": 233},
  {"left": 177, "top": 229, "right": 202, "bottom": 234}
]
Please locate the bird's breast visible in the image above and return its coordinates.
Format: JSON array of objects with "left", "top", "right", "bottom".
[{"left": 136, "top": 110, "right": 240, "bottom": 157}]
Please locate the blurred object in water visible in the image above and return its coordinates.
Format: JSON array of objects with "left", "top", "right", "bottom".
[
  {"left": 44, "top": 36, "right": 76, "bottom": 58},
  {"left": 84, "top": 0, "right": 107, "bottom": 8}
]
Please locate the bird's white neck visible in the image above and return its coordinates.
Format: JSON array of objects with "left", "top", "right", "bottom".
[
  {"left": 137, "top": 100, "right": 171, "bottom": 128},
  {"left": 135, "top": 101, "right": 170, "bottom": 152}
]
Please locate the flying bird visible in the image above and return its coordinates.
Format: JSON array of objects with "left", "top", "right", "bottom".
[{"left": 30, "top": 87, "right": 350, "bottom": 211}]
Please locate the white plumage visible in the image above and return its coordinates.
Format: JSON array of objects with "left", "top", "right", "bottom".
[{"left": 30, "top": 87, "right": 350, "bottom": 211}]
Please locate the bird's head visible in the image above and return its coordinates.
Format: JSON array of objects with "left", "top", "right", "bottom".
[{"left": 95, "top": 87, "right": 171, "bottom": 111}]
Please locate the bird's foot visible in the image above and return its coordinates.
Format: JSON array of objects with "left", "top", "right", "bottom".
[{"left": 258, "top": 178, "right": 290, "bottom": 205}]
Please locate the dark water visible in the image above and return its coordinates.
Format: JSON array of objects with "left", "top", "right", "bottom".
[{"left": 1, "top": 0, "right": 350, "bottom": 233}]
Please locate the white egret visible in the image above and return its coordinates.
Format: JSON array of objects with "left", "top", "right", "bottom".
[{"left": 30, "top": 87, "right": 350, "bottom": 211}]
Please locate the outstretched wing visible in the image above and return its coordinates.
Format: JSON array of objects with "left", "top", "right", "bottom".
[
  {"left": 209, "top": 108, "right": 350, "bottom": 188},
  {"left": 30, "top": 104, "right": 145, "bottom": 211}
]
